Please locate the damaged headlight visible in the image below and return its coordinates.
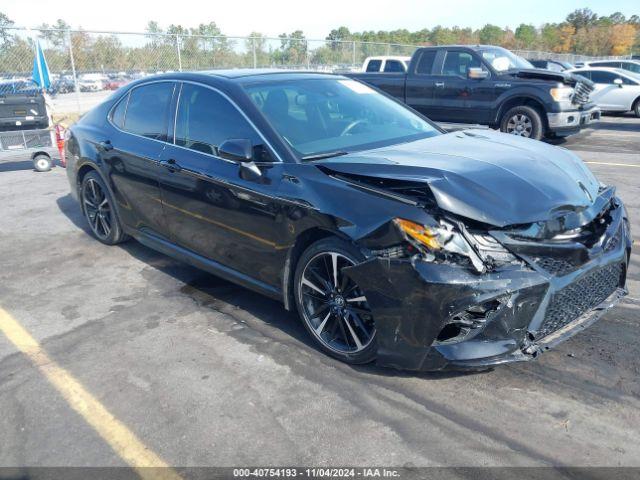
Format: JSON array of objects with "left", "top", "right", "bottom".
[{"left": 394, "top": 218, "right": 485, "bottom": 272}]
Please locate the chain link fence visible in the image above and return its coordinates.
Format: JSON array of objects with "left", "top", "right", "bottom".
[{"left": 0, "top": 27, "right": 632, "bottom": 116}]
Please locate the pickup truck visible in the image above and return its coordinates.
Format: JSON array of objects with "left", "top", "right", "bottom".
[{"left": 348, "top": 45, "right": 600, "bottom": 140}]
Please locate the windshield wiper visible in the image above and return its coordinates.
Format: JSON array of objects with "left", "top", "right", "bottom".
[{"left": 301, "top": 151, "right": 350, "bottom": 161}]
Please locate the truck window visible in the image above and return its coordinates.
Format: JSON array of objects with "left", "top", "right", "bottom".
[
  {"left": 366, "top": 60, "right": 382, "bottom": 72},
  {"left": 414, "top": 51, "right": 437, "bottom": 75},
  {"left": 442, "top": 51, "right": 482, "bottom": 77},
  {"left": 384, "top": 60, "right": 405, "bottom": 73}
]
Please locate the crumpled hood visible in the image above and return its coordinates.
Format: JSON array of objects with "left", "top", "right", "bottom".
[
  {"left": 506, "top": 68, "right": 593, "bottom": 88},
  {"left": 317, "top": 130, "right": 600, "bottom": 227}
]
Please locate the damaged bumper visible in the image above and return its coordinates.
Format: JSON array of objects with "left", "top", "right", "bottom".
[{"left": 344, "top": 199, "right": 631, "bottom": 371}]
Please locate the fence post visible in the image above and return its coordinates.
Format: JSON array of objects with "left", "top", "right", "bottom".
[
  {"left": 252, "top": 37, "right": 257, "bottom": 68},
  {"left": 66, "top": 29, "right": 81, "bottom": 115},
  {"left": 352, "top": 41, "right": 356, "bottom": 68},
  {"left": 176, "top": 34, "right": 182, "bottom": 71},
  {"left": 306, "top": 40, "right": 310, "bottom": 70}
]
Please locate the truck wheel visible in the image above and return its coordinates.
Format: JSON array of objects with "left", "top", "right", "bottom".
[
  {"left": 500, "top": 106, "right": 543, "bottom": 140},
  {"left": 33, "top": 154, "right": 53, "bottom": 172}
]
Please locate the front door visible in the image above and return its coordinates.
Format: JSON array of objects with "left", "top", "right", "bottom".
[
  {"left": 158, "top": 82, "right": 286, "bottom": 287},
  {"left": 431, "top": 49, "right": 487, "bottom": 123}
]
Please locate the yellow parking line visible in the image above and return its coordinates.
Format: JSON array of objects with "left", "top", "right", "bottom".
[
  {"left": 585, "top": 162, "right": 640, "bottom": 168},
  {"left": 0, "top": 306, "right": 181, "bottom": 480}
]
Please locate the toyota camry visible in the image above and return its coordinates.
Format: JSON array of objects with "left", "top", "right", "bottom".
[{"left": 65, "top": 70, "right": 631, "bottom": 371}]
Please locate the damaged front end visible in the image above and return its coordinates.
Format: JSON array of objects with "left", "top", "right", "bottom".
[{"left": 342, "top": 182, "right": 631, "bottom": 371}]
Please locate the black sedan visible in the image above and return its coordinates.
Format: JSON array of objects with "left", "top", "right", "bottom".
[{"left": 65, "top": 70, "right": 631, "bottom": 371}]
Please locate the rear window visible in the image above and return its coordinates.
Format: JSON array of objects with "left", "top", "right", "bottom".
[
  {"left": 366, "top": 60, "right": 382, "bottom": 72},
  {"left": 415, "top": 50, "right": 437, "bottom": 75},
  {"left": 384, "top": 60, "right": 405, "bottom": 73},
  {"left": 122, "top": 82, "right": 174, "bottom": 140}
]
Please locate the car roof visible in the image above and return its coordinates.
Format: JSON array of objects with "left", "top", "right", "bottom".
[
  {"left": 586, "top": 59, "right": 640, "bottom": 65},
  {"left": 136, "top": 69, "right": 342, "bottom": 84}
]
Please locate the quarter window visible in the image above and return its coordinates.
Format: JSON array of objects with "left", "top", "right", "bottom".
[
  {"left": 111, "top": 93, "right": 128, "bottom": 129},
  {"left": 175, "top": 84, "right": 273, "bottom": 161},
  {"left": 123, "top": 82, "right": 174, "bottom": 140}
]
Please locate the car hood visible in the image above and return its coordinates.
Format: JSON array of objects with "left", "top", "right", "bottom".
[
  {"left": 316, "top": 130, "right": 601, "bottom": 227},
  {"left": 505, "top": 68, "right": 593, "bottom": 87}
]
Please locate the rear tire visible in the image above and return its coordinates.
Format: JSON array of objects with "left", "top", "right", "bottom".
[
  {"left": 80, "top": 171, "right": 128, "bottom": 245},
  {"left": 294, "top": 237, "right": 377, "bottom": 365},
  {"left": 33, "top": 154, "right": 52, "bottom": 172},
  {"left": 500, "top": 105, "right": 543, "bottom": 140},
  {"left": 633, "top": 98, "right": 640, "bottom": 118}
]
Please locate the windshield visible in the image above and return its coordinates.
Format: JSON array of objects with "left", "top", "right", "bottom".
[
  {"left": 243, "top": 78, "right": 439, "bottom": 159},
  {"left": 479, "top": 47, "right": 533, "bottom": 72}
]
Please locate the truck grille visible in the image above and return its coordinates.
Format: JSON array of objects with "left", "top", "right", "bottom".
[
  {"left": 537, "top": 262, "right": 622, "bottom": 338},
  {"left": 572, "top": 81, "right": 592, "bottom": 106}
]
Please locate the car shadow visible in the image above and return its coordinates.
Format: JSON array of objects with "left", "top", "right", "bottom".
[
  {"left": 0, "top": 160, "right": 35, "bottom": 173},
  {"left": 55, "top": 193, "right": 477, "bottom": 380}
]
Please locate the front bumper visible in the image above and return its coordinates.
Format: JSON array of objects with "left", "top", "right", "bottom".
[
  {"left": 547, "top": 106, "right": 600, "bottom": 134},
  {"left": 344, "top": 200, "right": 631, "bottom": 371}
]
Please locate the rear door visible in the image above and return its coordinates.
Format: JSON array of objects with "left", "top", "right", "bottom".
[
  {"left": 103, "top": 81, "right": 176, "bottom": 238},
  {"left": 404, "top": 49, "right": 439, "bottom": 117}
]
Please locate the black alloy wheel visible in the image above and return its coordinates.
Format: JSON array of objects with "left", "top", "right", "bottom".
[
  {"left": 294, "top": 238, "right": 376, "bottom": 364},
  {"left": 81, "top": 171, "right": 127, "bottom": 245}
]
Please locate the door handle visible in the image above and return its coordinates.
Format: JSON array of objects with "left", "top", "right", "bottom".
[
  {"left": 161, "top": 158, "right": 182, "bottom": 173},
  {"left": 98, "top": 140, "right": 113, "bottom": 151},
  {"left": 435, "top": 82, "right": 445, "bottom": 88}
]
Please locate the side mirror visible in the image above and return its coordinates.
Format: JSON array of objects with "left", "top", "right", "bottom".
[
  {"left": 613, "top": 78, "right": 624, "bottom": 87},
  {"left": 468, "top": 67, "right": 489, "bottom": 80},
  {"left": 219, "top": 138, "right": 262, "bottom": 181},
  {"left": 218, "top": 138, "right": 253, "bottom": 162}
]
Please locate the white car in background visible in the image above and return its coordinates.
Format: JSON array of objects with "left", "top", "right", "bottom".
[
  {"left": 362, "top": 56, "right": 411, "bottom": 73},
  {"left": 78, "top": 73, "right": 105, "bottom": 92},
  {"left": 579, "top": 59, "right": 640, "bottom": 75},
  {"left": 569, "top": 67, "right": 640, "bottom": 117}
]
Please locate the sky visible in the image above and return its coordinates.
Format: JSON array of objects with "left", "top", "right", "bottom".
[{"left": 1, "top": 0, "right": 638, "bottom": 39}]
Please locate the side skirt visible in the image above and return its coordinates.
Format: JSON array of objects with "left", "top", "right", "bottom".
[{"left": 127, "top": 227, "right": 283, "bottom": 303}]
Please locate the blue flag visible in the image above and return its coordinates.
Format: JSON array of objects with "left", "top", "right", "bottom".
[{"left": 32, "top": 40, "right": 51, "bottom": 90}]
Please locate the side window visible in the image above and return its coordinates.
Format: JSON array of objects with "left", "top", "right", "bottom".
[
  {"left": 598, "top": 62, "right": 621, "bottom": 68},
  {"left": 590, "top": 70, "right": 617, "bottom": 84},
  {"left": 366, "top": 60, "right": 382, "bottom": 72},
  {"left": 575, "top": 71, "right": 591, "bottom": 81},
  {"left": 441, "top": 51, "right": 482, "bottom": 77},
  {"left": 175, "top": 84, "right": 273, "bottom": 162},
  {"left": 110, "top": 93, "right": 128, "bottom": 129},
  {"left": 384, "top": 60, "right": 405, "bottom": 73},
  {"left": 414, "top": 50, "right": 437, "bottom": 75},
  {"left": 123, "top": 82, "right": 174, "bottom": 140},
  {"left": 623, "top": 62, "right": 640, "bottom": 73}
]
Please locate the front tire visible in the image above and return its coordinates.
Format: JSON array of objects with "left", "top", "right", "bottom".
[
  {"left": 80, "top": 171, "right": 128, "bottom": 245},
  {"left": 633, "top": 98, "right": 640, "bottom": 118},
  {"left": 500, "top": 105, "right": 543, "bottom": 140},
  {"left": 294, "top": 237, "right": 376, "bottom": 365}
]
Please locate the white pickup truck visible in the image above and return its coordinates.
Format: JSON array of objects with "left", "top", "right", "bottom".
[{"left": 362, "top": 56, "right": 411, "bottom": 73}]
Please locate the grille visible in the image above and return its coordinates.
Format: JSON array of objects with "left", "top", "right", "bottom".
[
  {"left": 534, "top": 257, "right": 578, "bottom": 276},
  {"left": 537, "top": 263, "right": 623, "bottom": 338},
  {"left": 572, "top": 81, "right": 593, "bottom": 106}
]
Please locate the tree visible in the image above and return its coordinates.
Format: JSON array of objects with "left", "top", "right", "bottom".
[
  {"left": 0, "top": 11, "right": 14, "bottom": 46},
  {"left": 515, "top": 24, "right": 537, "bottom": 49},
  {"left": 610, "top": 24, "right": 637, "bottom": 55},
  {"left": 478, "top": 24, "right": 504, "bottom": 45},
  {"left": 566, "top": 8, "right": 598, "bottom": 31},
  {"left": 37, "top": 19, "right": 70, "bottom": 48}
]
